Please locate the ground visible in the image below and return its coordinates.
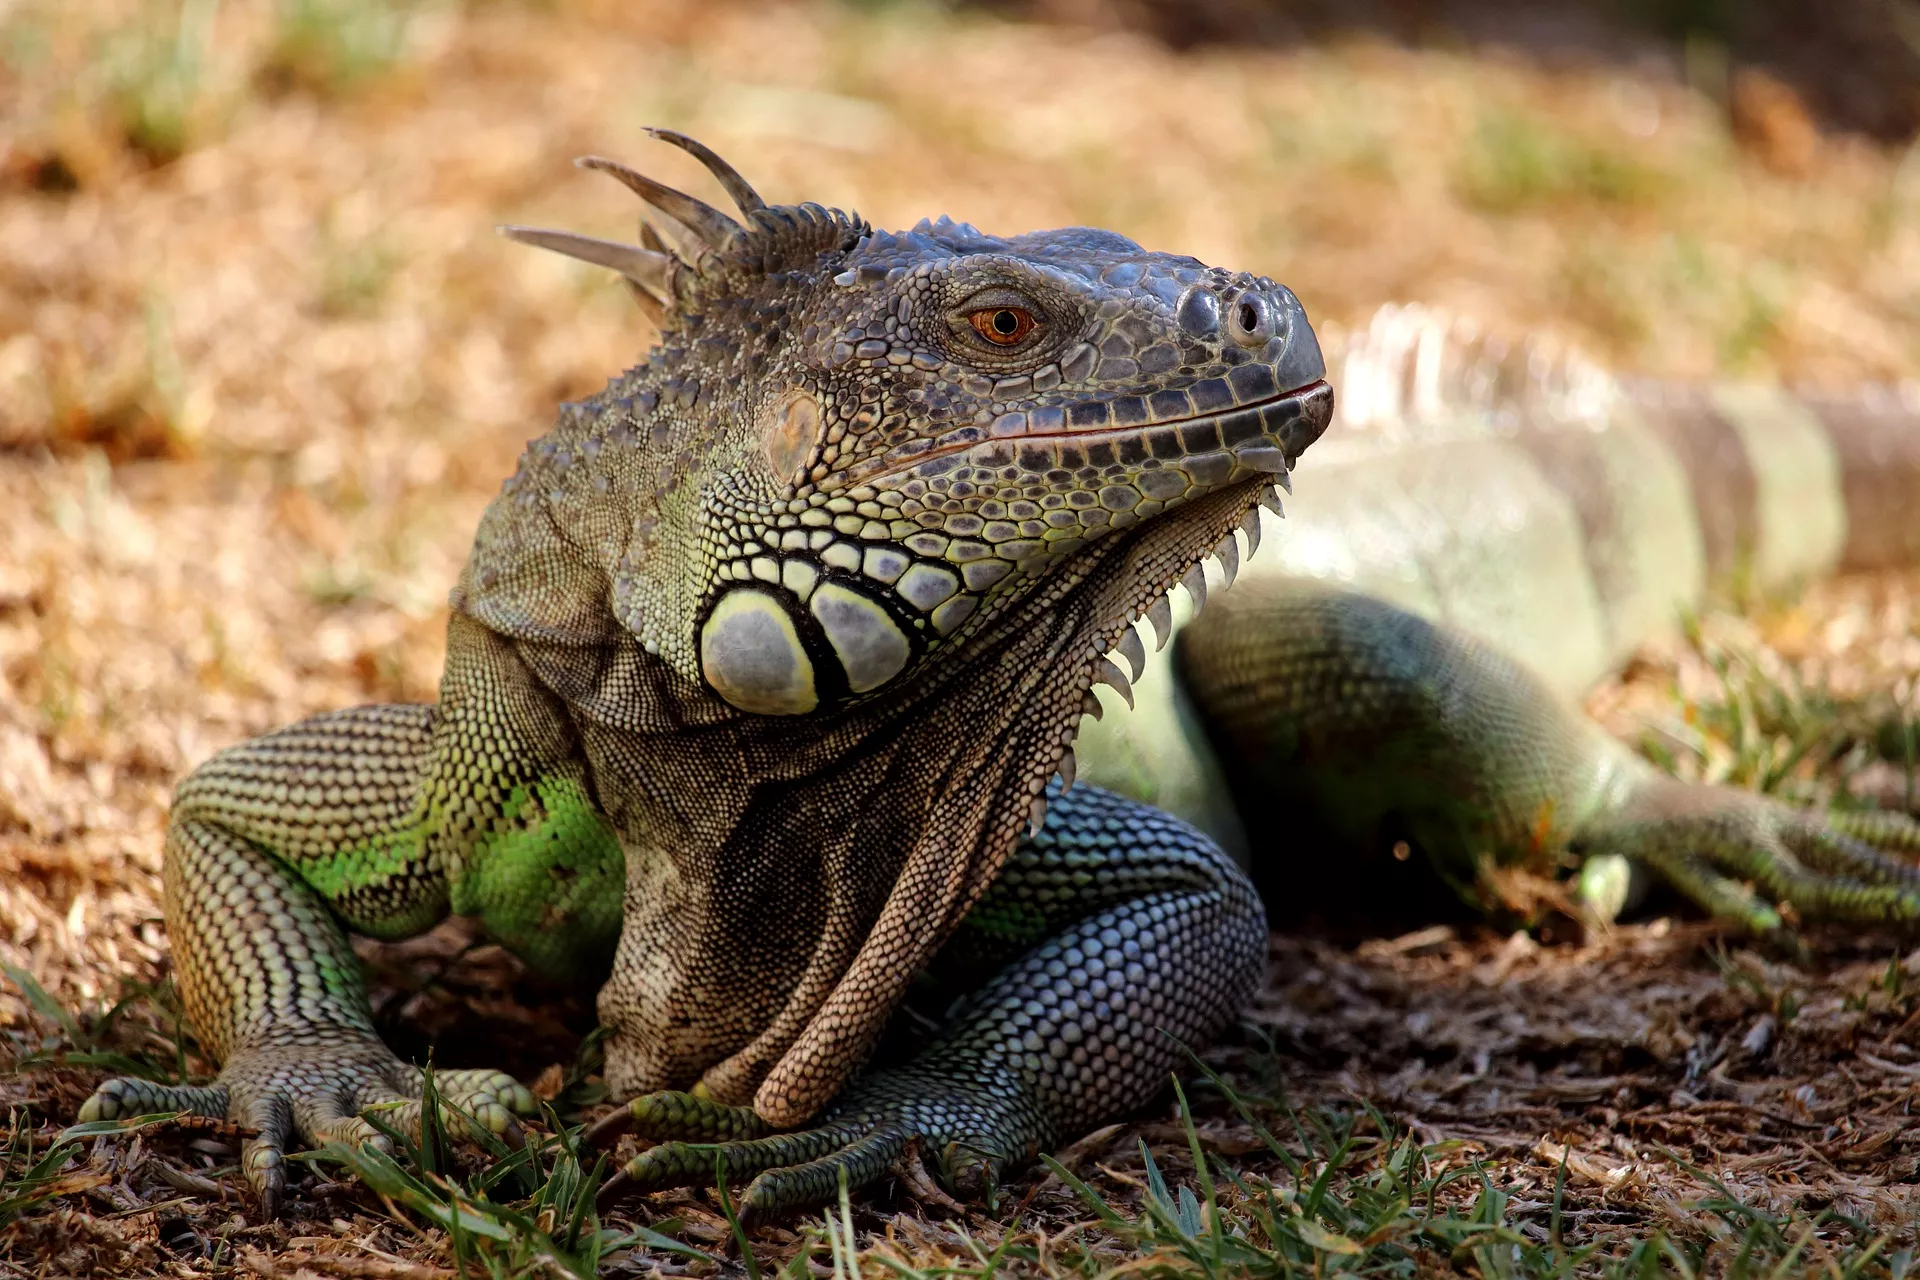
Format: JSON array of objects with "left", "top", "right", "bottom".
[{"left": 3, "top": 1, "right": 1920, "bottom": 1275}]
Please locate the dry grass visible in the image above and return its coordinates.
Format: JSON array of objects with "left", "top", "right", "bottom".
[{"left": 3, "top": 0, "right": 1920, "bottom": 1274}]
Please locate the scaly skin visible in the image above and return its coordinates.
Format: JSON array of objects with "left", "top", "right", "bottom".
[
  {"left": 1178, "top": 581, "right": 1920, "bottom": 936},
  {"left": 589, "top": 781, "right": 1261, "bottom": 1216},
  {"left": 82, "top": 131, "right": 1326, "bottom": 1215},
  {"left": 82, "top": 134, "right": 1920, "bottom": 1218}
]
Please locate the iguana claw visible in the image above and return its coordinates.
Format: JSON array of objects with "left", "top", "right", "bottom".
[
  {"left": 80, "top": 1047, "right": 538, "bottom": 1216},
  {"left": 586, "top": 1088, "right": 771, "bottom": 1148},
  {"left": 591, "top": 1083, "right": 1012, "bottom": 1221},
  {"left": 1576, "top": 778, "right": 1920, "bottom": 934}
]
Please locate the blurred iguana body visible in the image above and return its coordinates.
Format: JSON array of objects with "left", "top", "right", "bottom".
[
  {"left": 81, "top": 134, "right": 1920, "bottom": 1217},
  {"left": 1081, "top": 310, "right": 1920, "bottom": 925}
]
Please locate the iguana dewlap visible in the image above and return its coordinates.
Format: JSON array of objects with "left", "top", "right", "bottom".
[{"left": 80, "top": 134, "right": 1920, "bottom": 1219}]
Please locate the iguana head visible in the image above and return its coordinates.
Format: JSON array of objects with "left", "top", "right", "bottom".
[
  {"left": 484, "top": 131, "right": 1331, "bottom": 1121},
  {"left": 498, "top": 130, "right": 1330, "bottom": 725}
]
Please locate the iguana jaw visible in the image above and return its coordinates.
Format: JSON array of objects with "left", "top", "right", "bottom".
[
  {"left": 933, "top": 375, "right": 1332, "bottom": 667},
  {"left": 955, "top": 377, "right": 1332, "bottom": 824}
]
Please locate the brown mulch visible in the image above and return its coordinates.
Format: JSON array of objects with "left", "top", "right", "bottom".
[
  {"left": 19, "top": 915, "right": 1920, "bottom": 1271},
  {"left": 4, "top": 0, "right": 1920, "bottom": 1272},
  {"left": 1254, "top": 922, "right": 1920, "bottom": 1227}
]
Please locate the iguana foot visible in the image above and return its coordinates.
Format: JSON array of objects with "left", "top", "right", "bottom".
[
  {"left": 592, "top": 1076, "right": 1021, "bottom": 1221},
  {"left": 1576, "top": 779, "right": 1920, "bottom": 933},
  {"left": 80, "top": 1040, "right": 537, "bottom": 1215},
  {"left": 589, "top": 784, "right": 1265, "bottom": 1222}
]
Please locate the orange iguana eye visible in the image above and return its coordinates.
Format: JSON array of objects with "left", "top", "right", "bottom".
[{"left": 968, "top": 306, "right": 1038, "bottom": 346}]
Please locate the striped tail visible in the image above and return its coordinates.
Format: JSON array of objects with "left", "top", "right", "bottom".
[{"left": 1252, "top": 305, "right": 1920, "bottom": 698}]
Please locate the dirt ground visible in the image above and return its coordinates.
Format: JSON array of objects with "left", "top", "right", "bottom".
[{"left": 4, "top": 0, "right": 1920, "bottom": 1274}]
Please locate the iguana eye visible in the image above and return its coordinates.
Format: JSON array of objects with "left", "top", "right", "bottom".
[{"left": 968, "top": 306, "right": 1039, "bottom": 347}]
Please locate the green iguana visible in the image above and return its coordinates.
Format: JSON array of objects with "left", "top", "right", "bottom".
[{"left": 78, "top": 133, "right": 1920, "bottom": 1220}]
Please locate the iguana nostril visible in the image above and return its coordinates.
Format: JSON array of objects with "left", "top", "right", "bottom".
[{"left": 1227, "top": 292, "right": 1274, "bottom": 348}]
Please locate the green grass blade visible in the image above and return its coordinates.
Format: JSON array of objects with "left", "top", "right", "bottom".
[{"left": 714, "top": 1153, "right": 762, "bottom": 1280}]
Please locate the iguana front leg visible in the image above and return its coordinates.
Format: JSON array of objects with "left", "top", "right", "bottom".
[
  {"left": 80, "top": 618, "right": 620, "bottom": 1211},
  {"left": 589, "top": 782, "right": 1264, "bottom": 1218},
  {"left": 1176, "top": 580, "right": 1920, "bottom": 933},
  {"left": 78, "top": 705, "right": 530, "bottom": 1210}
]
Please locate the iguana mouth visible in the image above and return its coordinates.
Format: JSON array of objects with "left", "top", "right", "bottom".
[
  {"left": 850, "top": 378, "right": 1334, "bottom": 490},
  {"left": 987, "top": 378, "right": 1335, "bottom": 720}
]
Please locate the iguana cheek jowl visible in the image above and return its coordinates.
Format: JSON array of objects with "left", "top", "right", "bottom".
[
  {"left": 809, "top": 582, "right": 911, "bottom": 693},
  {"left": 699, "top": 587, "right": 819, "bottom": 715},
  {"left": 699, "top": 571, "right": 937, "bottom": 713}
]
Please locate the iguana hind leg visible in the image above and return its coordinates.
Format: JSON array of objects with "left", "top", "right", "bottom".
[
  {"left": 1575, "top": 778, "right": 1920, "bottom": 933},
  {"left": 591, "top": 781, "right": 1266, "bottom": 1218},
  {"left": 1175, "top": 579, "right": 1920, "bottom": 934},
  {"left": 78, "top": 705, "right": 539, "bottom": 1213}
]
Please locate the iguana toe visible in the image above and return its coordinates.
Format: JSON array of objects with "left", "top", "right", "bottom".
[
  {"left": 356, "top": 1088, "right": 530, "bottom": 1152},
  {"left": 1580, "top": 779, "right": 1920, "bottom": 932},
  {"left": 587, "top": 1088, "right": 771, "bottom": 1147},
  {"left": 433, "top": 1067, "right": 540, "bottom": 1123},
  {"left": 735, "top": 1127, "right": 910, "bottom": 1223},
  {"left": 1826, "top": 807, "right": 1920, "bottom": 856},
  {"left": 236, "top": 1090, "right": 295, "bottom": 1218},
  {"left": 77, "top": 1078, "right": 230, "bottom": 1125}
]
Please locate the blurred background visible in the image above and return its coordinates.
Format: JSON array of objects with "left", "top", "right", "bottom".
[{"left": 2, "top": 0, "right": 1919, "bottom": 999}]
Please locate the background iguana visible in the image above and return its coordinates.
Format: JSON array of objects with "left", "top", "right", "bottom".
[{"left": 76, "top": 133, "right": 1920, "bottom": 1221}]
